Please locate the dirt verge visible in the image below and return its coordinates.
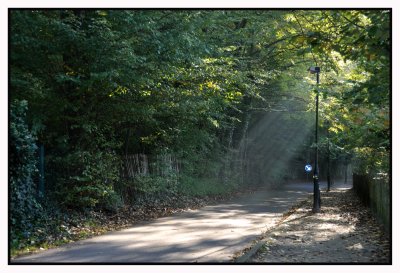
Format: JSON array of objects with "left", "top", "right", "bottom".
[{"left": 236, "top": 187, "right": 391, "bottom": 264}]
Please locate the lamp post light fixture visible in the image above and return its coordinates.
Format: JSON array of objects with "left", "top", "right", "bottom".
[{"left": 308, "top": 66, "right": 321, "bottom": 213}]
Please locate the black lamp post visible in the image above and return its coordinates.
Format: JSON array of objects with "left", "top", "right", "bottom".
[{"left": 309, "top": 66, "right": 321, "bottom": 213}]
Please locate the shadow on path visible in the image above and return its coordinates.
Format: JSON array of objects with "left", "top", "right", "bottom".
[{"left": 12, "top": 182, "right": 314, "bottom": 264}]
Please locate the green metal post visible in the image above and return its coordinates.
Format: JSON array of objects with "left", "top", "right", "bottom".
[{"left": 39, "top": 144, "right": 45, "bottom": 197}]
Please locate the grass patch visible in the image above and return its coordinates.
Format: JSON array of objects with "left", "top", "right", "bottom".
[{"left": 178, "top": 175, "right": 235, "bottom": 197}]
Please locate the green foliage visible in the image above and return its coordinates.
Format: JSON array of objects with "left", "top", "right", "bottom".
[
  {"left": 9, "top": 10, "right": 390, "bottom": 250},
  {"left": 9, "top": 100, "right": 42, "bottom": 240},
  {"left": 132, "top": 173, "right": 179, "bottom": 196},
  {"left": 56, "top": 150, "right": 121, "bottom": 209},
  {"left": 279, "top": 10, "right": 390, "bottom": 175}
]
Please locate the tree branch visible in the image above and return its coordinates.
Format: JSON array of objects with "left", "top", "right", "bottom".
[
  {"left": 293, "top": 13, "right": 318, "bottom": 66},
  {"left": 341, "top": 14, "right": 367, "bottom": 30}
]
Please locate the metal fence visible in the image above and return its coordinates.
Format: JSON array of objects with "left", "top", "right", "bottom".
[{"left": 121, "top": 153, "right": 181, "bottom": 179}]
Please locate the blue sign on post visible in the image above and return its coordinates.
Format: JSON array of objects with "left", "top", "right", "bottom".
[{"left": 305, "top": 164, "right": 313, "bottom": 173}]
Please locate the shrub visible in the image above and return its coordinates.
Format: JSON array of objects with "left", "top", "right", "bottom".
[
  {"left": 9, "top": 100, "right": 42, "bottom": 239},
  {"left": 56, "top": 150, "right": 122, "bottom": 210}
]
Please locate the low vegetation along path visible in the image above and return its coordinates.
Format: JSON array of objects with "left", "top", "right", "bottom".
[{"left": 14, "top": 182, "right": 314, "bottom": 263}]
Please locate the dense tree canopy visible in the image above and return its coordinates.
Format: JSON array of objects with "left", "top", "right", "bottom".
[{"left": 9, "top": 9, "right": 390, "bottom": 250}]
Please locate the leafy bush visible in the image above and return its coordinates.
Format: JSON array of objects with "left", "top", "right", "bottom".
[
  {"left": 353, "top": 147, "right": 389, "bottom": 176},
  {"left": 56, "top": 150, "right": 122, "bottom": 210},
  {"left": 9, "top": 100, "right": 42, "bottom": 239}
]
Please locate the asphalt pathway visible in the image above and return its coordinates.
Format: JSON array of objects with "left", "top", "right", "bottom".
[{"left": 13, "top": 182, "right": 317, "bottom": 263}]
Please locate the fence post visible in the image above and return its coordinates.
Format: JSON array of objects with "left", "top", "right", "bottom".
[{"left": 38, "top": 143, "right": 45, "bottom": 197}]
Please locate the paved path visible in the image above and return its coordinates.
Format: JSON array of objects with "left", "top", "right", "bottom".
[{"left": 13, "top": 182, "right": 316, "bottom": 263}]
